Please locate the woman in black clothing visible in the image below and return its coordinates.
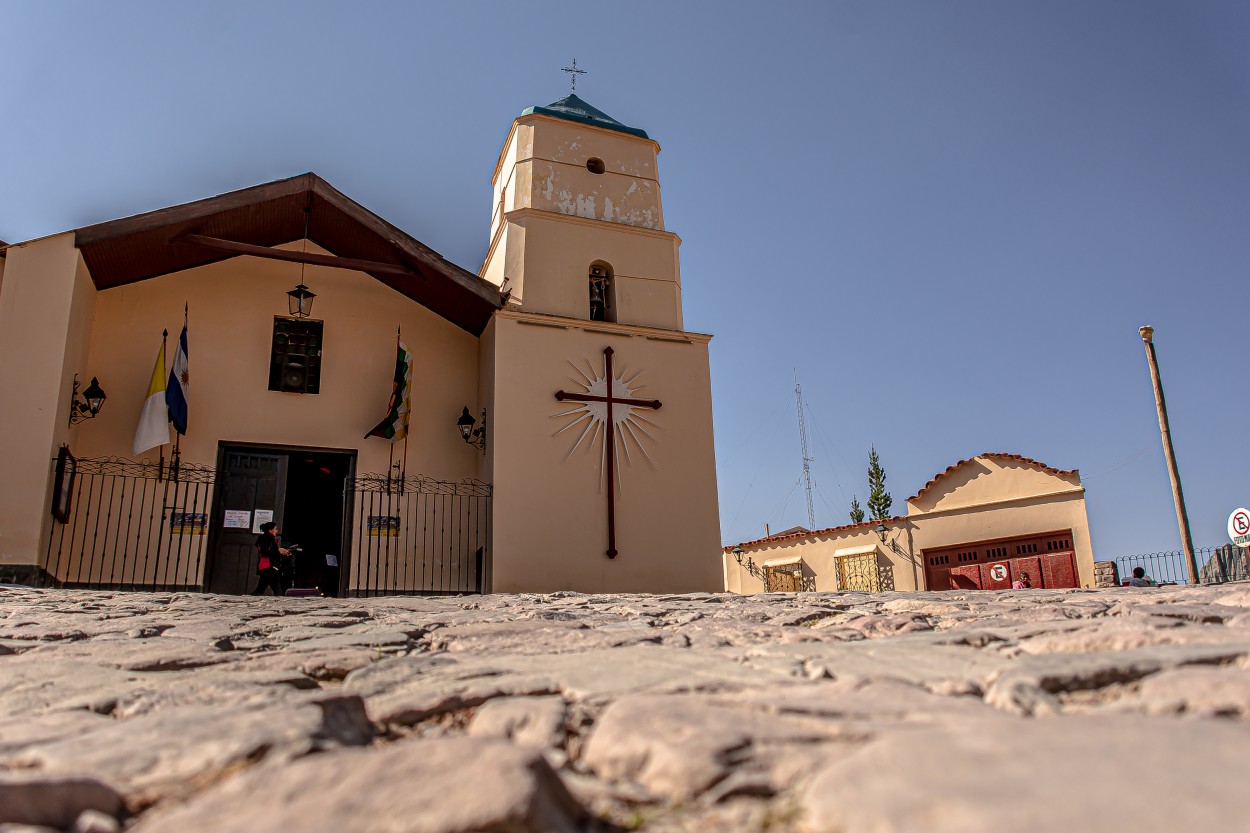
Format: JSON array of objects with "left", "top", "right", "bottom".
[{"left": 251, "top": 521, "right": 291, "bottom": 596}]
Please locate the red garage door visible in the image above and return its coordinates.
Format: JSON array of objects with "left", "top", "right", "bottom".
[{"left": 923, "top": 531, "right": 1079, "bottom": 590}]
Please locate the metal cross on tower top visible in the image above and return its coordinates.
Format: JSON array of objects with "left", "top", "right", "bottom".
[{"left": 561, "top": 58, "right": 587, "bottom": 92}]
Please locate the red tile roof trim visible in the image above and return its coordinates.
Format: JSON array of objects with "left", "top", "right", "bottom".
[
  {"left": 907, "top": 452, "right": 1078, "bottom": 503},
  {"left": 724, "top": 516, "right": 907, "bottom": 552}
]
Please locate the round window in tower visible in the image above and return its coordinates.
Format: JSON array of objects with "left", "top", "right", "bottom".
[{"left": 586, "top": 157, "right": 606, "bottom": 175}]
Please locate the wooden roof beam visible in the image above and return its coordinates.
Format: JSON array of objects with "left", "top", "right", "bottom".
[{"left": 179, "top": 234, "right": 422, "bottom": 280}]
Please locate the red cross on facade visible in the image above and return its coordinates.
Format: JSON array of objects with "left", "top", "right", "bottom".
[{"left": 555, "top": 346, "right": 662, "bottom": 558}]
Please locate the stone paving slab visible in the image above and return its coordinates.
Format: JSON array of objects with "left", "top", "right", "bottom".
[{"left": 2, "top": 584, "right": 1250, "bottom": 832}]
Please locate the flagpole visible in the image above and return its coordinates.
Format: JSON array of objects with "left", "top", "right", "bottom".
[
  {"left": 398, "top": 326, "right": 408, "bottom": 486},
  {"left": 395, "top": 326, "right": 408, "bottom": 489},
  {"left": 172, "top": 305, "right": 186, "bottom": 482},
  {"left": 158, "top": 329, "right": 168, "bottom": 482}
]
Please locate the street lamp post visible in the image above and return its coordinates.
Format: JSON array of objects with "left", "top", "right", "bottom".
[{"left": 1138, "top": 326, "right": 1199, "bottom": 585}]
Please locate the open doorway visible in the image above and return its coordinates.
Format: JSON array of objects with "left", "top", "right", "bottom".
[
  {"left": 205, "top": 443, "right": 355, "bottom": 596},
  {"left": 281, "top": 451, "right": 353, "bottom": 594}
]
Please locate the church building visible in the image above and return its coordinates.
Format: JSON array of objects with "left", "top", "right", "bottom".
[{"left": 0, "top": 94, "right": 724, "bottom": 595}]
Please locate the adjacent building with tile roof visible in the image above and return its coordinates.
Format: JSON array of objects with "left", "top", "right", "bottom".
[{"left": 723, "top": 453, "right": 1094, "bottom": 593}]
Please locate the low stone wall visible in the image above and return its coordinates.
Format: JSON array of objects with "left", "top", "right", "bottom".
[{"left": 1093, "top": 559, "right": 1120, "bottom": 587}]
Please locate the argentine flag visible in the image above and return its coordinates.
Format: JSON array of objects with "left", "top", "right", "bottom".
[
  {"left": 166, "top": 311, "right": 189, "bottom": 435},
  {"left": 132, "top": 338, "right": 169, "bottom": 456}
]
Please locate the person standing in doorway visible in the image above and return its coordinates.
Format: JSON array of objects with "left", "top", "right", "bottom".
[{"left": 252, "top": 521, "right": 291, "bottom": 596}]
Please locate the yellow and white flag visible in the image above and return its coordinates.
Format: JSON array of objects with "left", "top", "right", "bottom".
[{"left": 132, "top": 338, "right": 169, "bottom": 456}]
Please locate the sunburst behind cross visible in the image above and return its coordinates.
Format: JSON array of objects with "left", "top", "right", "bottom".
[{"left": 552, "top": 354, "right": 661, "bottom": 491}]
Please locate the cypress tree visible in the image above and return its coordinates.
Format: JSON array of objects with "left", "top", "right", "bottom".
[
  {"left": 849, "top": 496, "right": 865, "bottom": 524},
  {"left": 867, "top": 446, "right": 893, "bottom": 520}
]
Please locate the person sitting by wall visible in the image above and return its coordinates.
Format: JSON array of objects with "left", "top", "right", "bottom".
[{"left": 1127, "top": 566, "right": 1156, "bottom": 587}]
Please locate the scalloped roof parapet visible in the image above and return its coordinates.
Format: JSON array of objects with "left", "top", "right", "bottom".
[{"left": 907, "top": 453, "right": 1079, "bottom": 503}]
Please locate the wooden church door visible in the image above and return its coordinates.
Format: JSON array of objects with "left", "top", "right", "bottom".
[{"left": 206, "top": 450, "right": 288, "bottom": 594}]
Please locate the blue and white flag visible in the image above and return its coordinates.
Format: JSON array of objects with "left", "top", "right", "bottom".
[{"left": 166, "top": 309, "right": 189, "bottom": 435}]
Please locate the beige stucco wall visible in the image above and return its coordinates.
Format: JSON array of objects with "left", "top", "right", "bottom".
[
  {"left": 490, "top": 126, "right": 524, "bottom": 242},
  {"left": 5, "top": 240, "right": 485, "bottom": 586},
  {"left": 0, "top": 234, "right": 97, "bottom": 567},
  {"left": 908, "top": 456, "right": 1083, "bottom": 514},
  {"left": 722, "top": 522, "right": 922, "bottom": 594},
  {"left": 489, "top": 310, "right": 721, "bottom": 593},
  {"left": 724, "top": 457, "right": 1097, "bottom": 592},
  {"left": 491, "top": 212, "right": 681, "bottom": 329},
  {"left": 492, "top": 116, "right": 663, "bottom": 230},
  {"left": 477, "top": 317, "right": 499, "bottom": 590},
  {"left": 73, "top": 242, "right": 481, "bottom": 480},
  {"left": 483, "top": 114, "right": 680, "bottom": 331}
]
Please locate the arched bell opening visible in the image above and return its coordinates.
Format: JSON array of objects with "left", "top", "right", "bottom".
[{"left": 588, "top": 261, "right": 616, "bottom": 323}]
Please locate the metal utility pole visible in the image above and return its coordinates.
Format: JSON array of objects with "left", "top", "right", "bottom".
[
  {"left": 1138, "top": 326, "right": 1199, "bottom": 585},
  {"left": 794, "top": 372, "right": 816, "bottom": 530}
]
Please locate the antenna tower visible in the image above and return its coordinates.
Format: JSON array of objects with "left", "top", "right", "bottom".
[{"left": 794, "top": 371, "right": 816, "bottom": 529}]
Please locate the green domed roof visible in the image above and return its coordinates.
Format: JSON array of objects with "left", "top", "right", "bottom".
[{"left": 520, "top": 94, "right": 650, "bottom": 140}]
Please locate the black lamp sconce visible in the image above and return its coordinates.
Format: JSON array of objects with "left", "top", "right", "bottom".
[
  {"left": 875, "top": 522, "right": 888, "bottom": 544},
  {"left": 732, "top": 545, "right": 756, "bottom": 572},
  {"left": 732, "top": 545, "right": 769, "bottom": 588},
  {"left": 457, "top": 407, "right": 487, "bottom": 451},
  {"left": 68, "top": 374, "right": 107, "bottom": 426}
]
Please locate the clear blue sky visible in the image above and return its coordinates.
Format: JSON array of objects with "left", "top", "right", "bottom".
[{"left": 3, "top": 1, "right": 1247, "bottom": 556}]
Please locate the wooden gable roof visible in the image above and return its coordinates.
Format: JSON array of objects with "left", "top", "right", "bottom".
[{"left": 73, "top": 173, "right": 502, "bottom": 334}]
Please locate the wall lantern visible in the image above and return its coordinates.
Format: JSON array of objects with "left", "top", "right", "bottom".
[
  {"left": 286, "top": 283, "right": 316, "bottom": 318},
  {"left": 457, "top": 406, "right": 487, "bottom": 451},
  {"left": 69, "top": 374, "right": 107, "bottom": 426},
  {"left": 875, "top": 522, "right": 888, "bottom": 544},
  {"left": 732, "top": 545, "right": 767, "bottom": 588}
]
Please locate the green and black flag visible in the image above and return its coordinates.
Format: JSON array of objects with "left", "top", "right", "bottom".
[{"left": 365, "top": 336, "right": 413, "bottom": 442}]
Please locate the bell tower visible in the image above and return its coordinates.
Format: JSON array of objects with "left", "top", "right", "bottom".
[
  {"left": 481, "top": 94, "right": 683, "bottom": 331},
  {"left": 480, "top": 92, "right": 722, "bottom": 595}
]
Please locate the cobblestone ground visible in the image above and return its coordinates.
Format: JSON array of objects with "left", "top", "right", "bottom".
[{"left": 3, "top": 584, "right": 1250, "bottom": 833}]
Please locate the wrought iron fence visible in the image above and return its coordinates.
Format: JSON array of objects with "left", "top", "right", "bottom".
[
  {"left": 40, "top": 456, "right": 490, "bottom": 597},
  {"left": 1114, "top": 546, "right": 1247, "bottom": 586},
  {"left": 43, "top": 455, "right": 215, "bottom": 591},
  {"left": 346, "top": 472, "right": 490, "bottom": 597}
]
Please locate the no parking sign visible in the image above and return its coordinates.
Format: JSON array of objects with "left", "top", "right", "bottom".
[
  {"left": 989, "top": 564, "right": 1008, "bottom": 582},
  {"left": 1229, "top": 508, "right": 1250, "bottom": 547}
]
